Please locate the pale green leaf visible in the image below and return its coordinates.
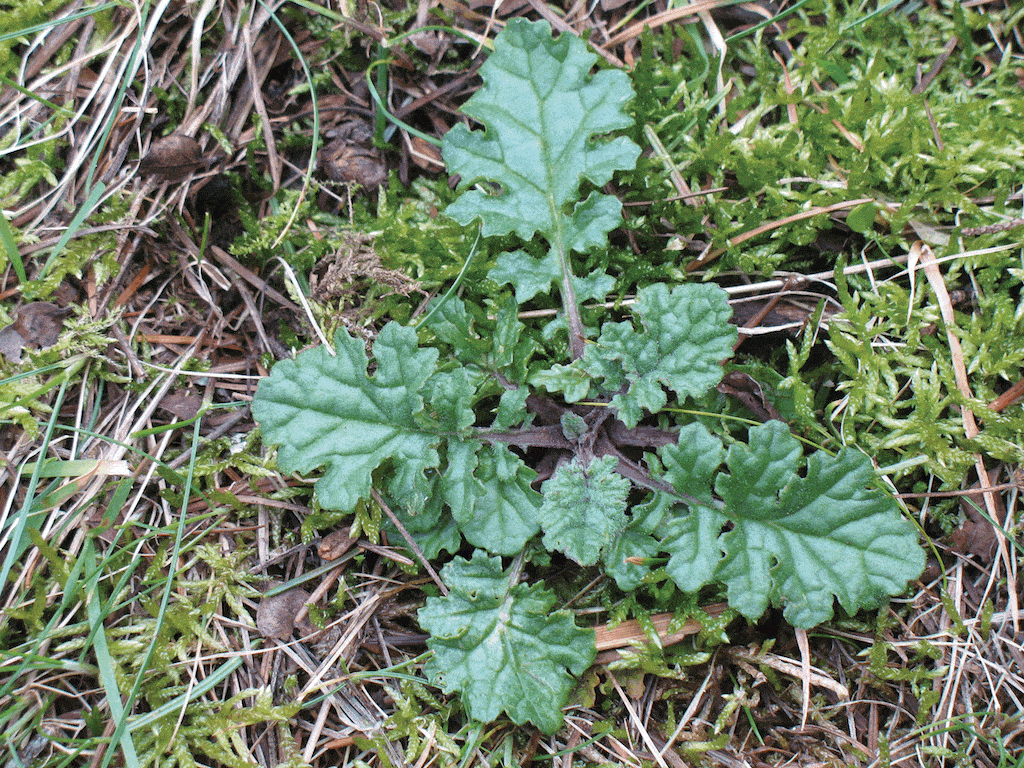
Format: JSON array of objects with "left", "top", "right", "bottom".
[
  {"left": 384, "top": 493, "right": 462, "bottom": 560},
  {"left": 661, "top": 423, "right": 726, "bottom": 507},
  {"left": 604, "top": 524, "right": 660, "bottom": 590},
  {"left": 490, "top": 297, "right": 537, "bottom": 378},
  {"left": 441, "top": 18, "right": 640, "bottom": 302},
  {"left": 425, "top": 368, "right": 477, "bottom": 432},
  {"left": 419, "top": 551, "right": 596, "bottom": 734},
  {"left": 424, "top": 295, "right": 490, "bottom": 365},
  {"left": 572, "top": 268, "right": 616, "bottom": 303},
  {"left": 426, "top": 294, "right": 536, "bottom": 380},
  {"left": 493, "top": 386, "right": 531, "bottom": 431},
  {"left": 531, "top": 362, "right": 594, "bottom": 403},
  {"left": 441, "top": 442, "right": 541, "bottom": 555},
  {"left": 716, "top": 420, "right": 802, "bottom": 512},
  {"left": 661, "top": 503, "right": 729, "bottom": 594},
  {"left": 583, "top": 283, "right": 737, "bottom": 427},
  {"left": 489, "top": 250, "right": 560, "bottom": 304},
  {"left": 657, "top": 424, "right": 729, "bottom": 591},
  {"left": 252, "top": 323, "right": 441, "bottom": 512},
  {"left": 444, "top": 19, "right": 639, "bottom": 239}
]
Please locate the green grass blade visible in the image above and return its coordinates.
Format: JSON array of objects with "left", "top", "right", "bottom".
[
  {"left": 0, "top": 211, "right": 26, "bottom": 284},
  {"left": 98, "top": 417, "right": 203, "bottom": 768},
  {"left": 37, "top": 182, "right": 106, "bottom": 280},
  {"left": 0, "top": 2, "right": 118, "bottom": 44},
  {"left": 0, "top": 379, "right": 67, "bottom": 591},
  {"left": 126, "top": 656, "right": 244, "bottom": 732},
  {"left": 83, "top": 536, "right": 142, "bottom": 768}
]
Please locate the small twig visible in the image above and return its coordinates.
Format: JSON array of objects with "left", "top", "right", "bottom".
[
  {"left": 393, "top": 60, "right": 483, "bottom": 119},
  {"left": 371, "top": 488, "right": 448, "bottom": 596},
  {"left": 686, "top": 197, "right": 874, "bottom": 272},
  {"left": 732, "top": 275, "right": 800, "bottom": 350},
  {"left": 622, "top": 187, "right": 728, "bottom": 206},
  {"left": 912, "top": 36, "right": 958, "bottom": 94},
  {"left": 962, "top": 218, "right": 1024, "bottom": 237},
  {"left": 109, "top": 323, "right": 147, "bottom": 381},
  {"left": 895, "top": 481, "right": 1022, "bottom": 499},
  {"left": 730, "top": 644, "right": 849, "bottom": 699},
  {"left": 517, "top": 253, "right": 913, "bottom": 320},
  {"left": 242, "top": 24, "right": 282, "bottom": 190},
  {"left": 209, "top": 245, "right": 300, "bottom": 313},
  {"left": 916, "top": 242, "right": 1019, "bottom": 627},
  {"left": 645, "top": 125, "right": 696, "bottom": 206},
  {"left": 605, "top": 0, "right": 720, "bottom": 48}
]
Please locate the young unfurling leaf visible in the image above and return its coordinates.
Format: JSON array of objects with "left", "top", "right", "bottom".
[
  {"left": 538, "top": 455, "right": 630, "bottom": 566},
  {"left": 532, "top": 283, "right": 737, "bottom": 427}
]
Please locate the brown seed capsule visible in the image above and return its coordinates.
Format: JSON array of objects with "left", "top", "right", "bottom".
[
  {"left": 256, "top": 587, "right": 312, "bottom": 639},
  {"left": 318, "top": 526, "right": 358, "bottom": 560},
  {"left": 319, "top": 141, "right": 387, "bottom": 188},
  {"left": 317, "top": 120, "right": 386, "bottom": 189},
  {"left": 0, "top": 301, "right": 73, "bottom": 362},
  {"left": 138, "top": 133, "right": 201, "bottom": 181}
]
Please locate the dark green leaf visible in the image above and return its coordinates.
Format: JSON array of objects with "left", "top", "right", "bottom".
[
  {"left": 419, "top": 551, "right": 596, "bottom": 734},
  {"left": 252, "top": 324, "right": 441, "bottom": 512}
]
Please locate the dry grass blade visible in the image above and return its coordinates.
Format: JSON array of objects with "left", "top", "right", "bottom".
[
  {"left": 916, "top": 242, "right": 1019, "bottom": 628},
  {"left": 605, "top": 0, "right": 726, "bottom": 47}
]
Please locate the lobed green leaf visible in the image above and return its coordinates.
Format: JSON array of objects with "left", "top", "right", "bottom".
[
  {"left": 418, "top": 551, "right": 596, "bottom": 734},
  {"left": 660, "top": 422, "right": 925, "bottom": 627},
  {"left": 441, "top": 18, "right": 640, "bottom": 304},
  {"left": 252, "top": 323, "right": 442, "bottom": 512},
  {"left": 538, "top": 455, "right": 630, "bottom": 566}
]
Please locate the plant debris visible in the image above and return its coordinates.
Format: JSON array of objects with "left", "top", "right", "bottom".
[
  {"left": 0, "top": 302, "right": 73, "bottom": 362},
  {"left": 137, "top": 133, "right": 202, "bottom": 181}
]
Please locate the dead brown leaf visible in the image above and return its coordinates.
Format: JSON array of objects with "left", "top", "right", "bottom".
[
  {"left": 716, "top": 370, "right": 783, "bottom": 422},
  {"left": 0, "top": 324, "right": 26, "bottom": 364},
  {"left": 318, "top": 120, "right": 386, "bottom": 189},
  {"left": 408, "top": 135, "right": 444, "bottom": 171},
  {"left": 951, "top": 469, "right": 1009, "bottom": 562},
  {"left": 318, "top": 526, "right": 357, "bottom": 560},
  {"left": 15, "top": 301, "right": 72, "bottom": 346},
  {"left": 158, "top": 389, "right": 203, "bottom": 420},
  {"left": 256, "top": 586, "right": 313, "bottom": 639},
  {"left": 0, "top": 302, "right": 73, "bottom": 362},
  {"left": 138, "top": 133, "right": 201, "bottom": 181}
]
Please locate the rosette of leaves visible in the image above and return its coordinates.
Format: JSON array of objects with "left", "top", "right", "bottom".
[{"left": 253, "top": 19, "right": 924, "bottom": 733}]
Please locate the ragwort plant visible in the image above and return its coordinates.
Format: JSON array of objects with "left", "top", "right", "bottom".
[{"left": 253, "top": 20, "right": 925, "bottom": 733}]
